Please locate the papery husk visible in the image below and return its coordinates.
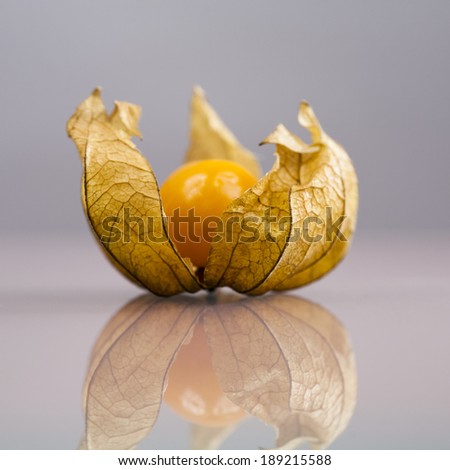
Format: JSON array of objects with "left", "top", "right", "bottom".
[
  {"left": 67, "top": 89, "right": 201, "bottom": 296},
  {"left": 203, "top": 102, "right": 358, "bottom": 294},
  {"left": 68, "top": 90, "right": 357, "bottom": 296}
]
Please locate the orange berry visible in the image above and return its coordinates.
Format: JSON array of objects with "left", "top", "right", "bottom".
[
  {"left": 164, "top": 319, "right": 246, "bottom": 427},
  {"left": 160, "top": 159, "right": 257, "bottom": 267}
]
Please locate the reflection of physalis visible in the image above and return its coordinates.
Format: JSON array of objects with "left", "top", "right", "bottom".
[
  {"left": 80, "top": 294, "right": 356, "bottom": 450},
  {"left": 67, "top": 88, "right": 358, "bottom": 296},
  {"left": 164, "top": 317, "right": 247, "bottom": 428}
]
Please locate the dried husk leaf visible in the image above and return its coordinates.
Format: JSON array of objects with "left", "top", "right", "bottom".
[
  {"left": 203, "top": 103, "right": 358, "bottom": 294},
  {"left": 81, "top": 294, "right": 355, "bottom": 449},
  {"left": 185, "top": 87, "right": 262, "bottom": 179},
  {"left": 81, "top": 295, "right": 202, "bottom": 449},
  {"left": 67, "top": 89, "right": 201, "bottom": 296},
  {"left": 203, "top": 295, "right": 356, "bottom": 449}
]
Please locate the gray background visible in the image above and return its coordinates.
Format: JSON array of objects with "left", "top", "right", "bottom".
[
  {"left": 1, "top": 0, "right": 450, "bottom": 234},
  {"left": 1, "top": 0, "right": 450, "bottom": 451}
]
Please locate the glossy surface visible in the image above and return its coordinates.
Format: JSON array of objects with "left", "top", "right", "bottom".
[
  {"left": 1, "top": 231, "right": 450, "bottom": 449},
  {"left": 78, "top": 293, "right": 355, "bottom": 449},
  {"left": 160, "top": 160, "right": 257, "bottom": 267}
]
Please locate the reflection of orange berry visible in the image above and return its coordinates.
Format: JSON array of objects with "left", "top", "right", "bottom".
[
  {"left": 164, "top": 319, "right": 246, "bottom": 427},
  {"left": 160, "top": 160, "right": 257, "bottom": 268}
]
